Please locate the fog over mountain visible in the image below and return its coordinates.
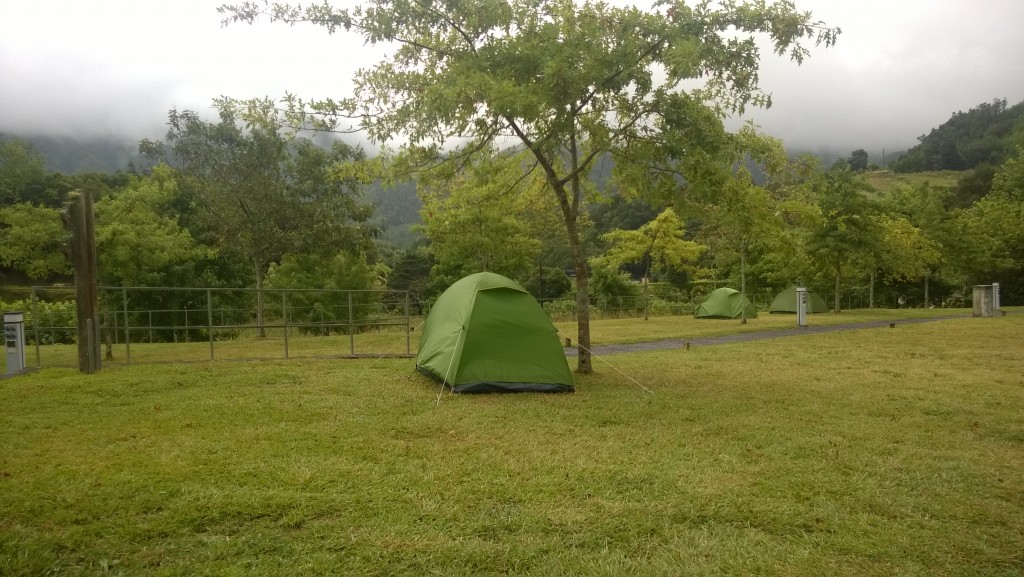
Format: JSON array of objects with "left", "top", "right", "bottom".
[{"left": 3, "top": 0, "right": 1023, "bottom": 161}]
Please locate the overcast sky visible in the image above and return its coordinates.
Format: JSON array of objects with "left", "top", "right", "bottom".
[{"left": 2, "top": 0, "right": 1023, "bottom": 155}]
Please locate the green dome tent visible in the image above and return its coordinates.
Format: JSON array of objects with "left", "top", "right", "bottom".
[
  {"left": 769, "top": 285, "right": 829, "bottom": 313},
  {"left": 416, "top": 272, "right": 574, "bottom": 393},
  {"left": 694, "top": 287, "right": 758, "bottom": 319}
]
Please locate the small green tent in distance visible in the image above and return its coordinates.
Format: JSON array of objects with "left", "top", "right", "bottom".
[
  {"left": 694, "top": 287, "right": 758, "bottom": 320},
  {"left": 769, "top": 285, "right": 829, "bottom": 314},
  {"left": 416, "top": 272, "right": 574, "bottom": 393}
]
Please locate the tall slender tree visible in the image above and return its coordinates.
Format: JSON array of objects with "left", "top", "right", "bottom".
[
  {"left": 591, "top": 207, "right": 704, "bottom": 320},
  {"left": 220, "top": 0, "right": 839, "bottom": 371},
  {"left": 141, "top": 101, "right": 374, "bottom": 334},
  {"left": 807, "top": 167, "right": 880, "bottom": 312}
]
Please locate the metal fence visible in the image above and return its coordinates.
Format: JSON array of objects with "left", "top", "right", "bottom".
[
  {"left": 20, "top": 286, "right": 417, "bottom": 368},
  {"left": 9, "top": 283, "right": 896, "bottom": 370}
]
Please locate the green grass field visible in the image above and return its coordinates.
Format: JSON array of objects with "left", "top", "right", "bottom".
[
  {"left": 862, "top": 170, "right": 963, "bottom": 197},
  {"left": 2, "top": 312, "right": 1022, "bottom": 575}
]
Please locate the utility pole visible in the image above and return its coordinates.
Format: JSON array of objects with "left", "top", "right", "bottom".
[{"left": 63, "top": 190, "right": 101, "bottom": 373}]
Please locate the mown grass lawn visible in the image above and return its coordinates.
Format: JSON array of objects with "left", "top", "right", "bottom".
[{"left": 2, "top": 314, "right": 1022, "bottom": 575}]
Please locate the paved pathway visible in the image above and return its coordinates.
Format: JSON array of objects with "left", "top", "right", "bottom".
[{"left": 563, "top": 314, "right": 977, "bottom": 357}]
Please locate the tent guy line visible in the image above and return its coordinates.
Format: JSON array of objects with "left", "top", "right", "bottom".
[{"left": 557, "top": 330, "right": 654, "bottom": 394}]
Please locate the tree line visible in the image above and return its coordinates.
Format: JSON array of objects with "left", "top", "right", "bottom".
[{"left": 2, "top": 0, "right": 1023, "bottom": 374}]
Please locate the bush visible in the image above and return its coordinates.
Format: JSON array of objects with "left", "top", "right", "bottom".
[
  {"left": 542, "top": 298, "right": 577, "bottom": 322},
  {"left": 265, "top": 252, "right": 382, "bottom": 335},
  {"left": 0, "top": 298, "right": 76, "bottom": 344}
]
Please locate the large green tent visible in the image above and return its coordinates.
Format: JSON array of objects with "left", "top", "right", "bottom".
[
  {"left": 416, "top": 272, "right": 574, "bottom": 393},
  {"left": 693, "top": 287, "right": 758, "bottom": 319},
  {"left": 769, "top": 285, "right": 829, "bottom": 313}
]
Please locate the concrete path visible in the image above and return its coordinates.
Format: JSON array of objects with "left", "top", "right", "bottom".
[{"left": 563, "top": 314, "right": 976, "bottom": 357}]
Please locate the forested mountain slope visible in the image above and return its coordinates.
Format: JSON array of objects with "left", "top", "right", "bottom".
[{"left": 893, "top": 98, "right": 1024, "bottom": 172}]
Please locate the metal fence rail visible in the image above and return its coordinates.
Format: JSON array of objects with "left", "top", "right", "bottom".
[
  {"left": 11, "top": 283, "right": 886, "bottom": 369},
  {"left": 24, "top": 286, "right": 416, "bottom": 368}
]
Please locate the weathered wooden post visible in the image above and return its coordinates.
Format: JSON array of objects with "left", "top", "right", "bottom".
[{"left": 63, "top": 190, "right": 101, "bottom": 373}]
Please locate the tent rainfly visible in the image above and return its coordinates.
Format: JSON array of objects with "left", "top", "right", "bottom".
[
  {"left": 769, "top": 285, "right": 829, "bottom": 314},
  {"left": 415, "top": 272, "right": 574, "bottom": 393},
  {"left": 694, "top": 287, "right": 758, "bottom": 319}
]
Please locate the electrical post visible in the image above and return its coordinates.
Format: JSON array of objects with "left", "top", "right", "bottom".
[
  {"left": 63, "top": 190, "right": 101, "bottom": 373},
  {"left": 796, "top": 286, "right": 808, "bottom": 327}
]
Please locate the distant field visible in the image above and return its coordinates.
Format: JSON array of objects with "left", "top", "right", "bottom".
[
  {"left": 862, "top": 170, "right": 963, "bottom": 197},
  {"left": 2, "top": 313, "right": 1021, "bottom": 575}
]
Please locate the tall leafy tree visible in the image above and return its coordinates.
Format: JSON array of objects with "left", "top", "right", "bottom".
[
  {"left": 847, "top": 148, "right": 869, "bottom": 172},
  {"left": 419, "top": 152, "right": 544, "bottom": 292},
  {"left": 0, "top": 203, "right": 69, "bottom": 280},
  {"left": 141, "top": 101, "right": 374, "bottom": 333},
  {"left": 954, "top": 147, "right": 1024, "bottom": 301},
  {"left": 220, "top": 0, "right": 839, "bottom": 372},
  {"left": 807, "top": 167, "right": 880, "bottom": 312},
  {"left": 697, "top": 169, "right": 782, "bottom": 322},
  {"left": 0, "top": 136, "right": 47, "bottom": 206},
  {"left": 94, "top": 166, "right": 213, "bottom": 287},
  {"left": 591, "top": 207, "right": 704, "bottom": 320},
  {"left": 883, "top": 182, "right": 958, "bottom": 305},
  {"left": 872, "top": 214, "right": 941, "bottom": 304}
]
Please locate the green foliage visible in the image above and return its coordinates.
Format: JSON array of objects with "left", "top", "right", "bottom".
[
  {"left": 951, "top": 163, "right": 997, "bottom": 208},
  {"left": 522, "top": 266, "right": 572, "bottom": 302},
  {"left": 882, "top": 182, "right": 961, "bottom": 290},
  {"left": 0, "top": 298, "right": 76, "bottom": 344},
  {"left": 0, "top": 203, "right": 69, "bottom": 280},
  {"left": 807, "top": 167, "right": 881, "bottom": 311},
  {"left": 873, "top": 214, "right": 941, "bottom": 283},
  {"left": 697, "top": 163, "right": 784, "bottom": 298},
  {"left": 953, "top": 147, "right": 1024, "bottom": 295},
  {"left": 264, "top": 252, "right": 382, "bottom": 334},
  {"left": 893, "top": 98, "right": 1024, "bottom": 172},
  {"left": 385, "top": 246, "right": 434, "bottom": 311},
  {"left": 591, "top": 207, "right": 704, "bottom": 281},
  {"left": 418, "top": 152, "right": 544, "bottom": 291},
  {"left": 990, "top": 146, "right": 1024, "bottom": 202},
  {"left": 17, "top": 134, "right": 146, "bottom": 175},
  {"left": 589, "top": 266, "right": 642, "bottom": 313},
  {"left": 141, "top": 101, "right": 375, "bottom": 292},
  {"left": 0, "top": 135, "right": 47, "bottom": 205},
  {"left": 586, "top": 194, "right": 661, "bottom": 250},
  {"left": 365, "top": 179, "right": 422, "bottom": 248},
  {"left": 847, "top": 148, "right": 869, "bottom": 171},
  {"left": 95, "top": 166, "right": 213, "bottom": 287}
]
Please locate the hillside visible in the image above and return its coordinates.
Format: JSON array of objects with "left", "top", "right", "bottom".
[
  {"left": 19, "top": 134, "right": 145, "bottom": 174},
  {"left": 893, "top": 98, "right": 1024, "bottom": 173}
]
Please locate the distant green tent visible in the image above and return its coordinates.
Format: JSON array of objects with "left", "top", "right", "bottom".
[
  {"left": 769, "top": 285, "right": 829, "bottom": 314},
  {"left": 694, "top": 287, "right": 758, "bottom": 319},
  {"left": 416, "top": 272, "right": 574, "bottom": 393}
]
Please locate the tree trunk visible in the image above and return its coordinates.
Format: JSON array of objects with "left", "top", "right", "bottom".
[
  {"left": 833, "top": 268, "right": 842, "bottom": 313},
  {"left": 923, "top": 272, "right": 930, "bottom": 307},
  {"left": 739, "top": 249, "right": 747, "bottom": 324},
  {"left": 643, "top": 257, "right": 651, "bottom": 321},
  {"left": 513, "top": 114, "right": 592, "bottom": 373},
  {"left": 566, "top": 128, "right": 592, "bottom": 373},
  {"left": 869, "top": 271, "right": 875, "bottom": 308},
  {"left": 254, "top": 259, "right": 267, "bottom": 338},
  {"left": 564, "top": 205, "right": 592, "bottom": 374}
]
